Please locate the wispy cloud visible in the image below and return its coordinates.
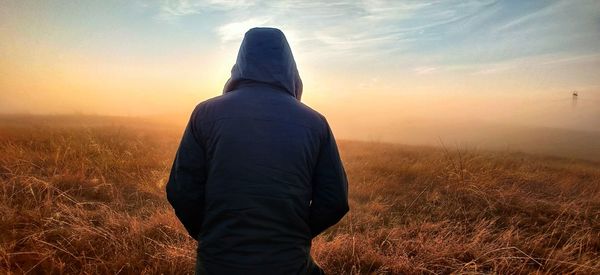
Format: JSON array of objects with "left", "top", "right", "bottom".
[
  {"left": 217, "top": 17, "right": 272, "bottom": 42},
  {"left": 413, "top": 67, "right": 438, "bottom": 75},
  {"left": 471, "top": 53, "right": 600, "bottom": 75},
  {"left": 156, "top": 0, "right": 492, "bottom": 47},
  {"left": 493, "top": 0, "right": 566, "bottom": 32},
  {"left": 158, "top": 0, "right": 255, "bottom": 20},
  {"left": 152, "top": 0, "right": 600, "bottom": 70}
]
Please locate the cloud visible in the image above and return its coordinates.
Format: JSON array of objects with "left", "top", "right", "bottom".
[
  {"left": 216, "top": 17, "right": 272, "bottom": 43},
  {"left": 413, "top": 67, "right": 438, "bottom": 75},
  {"left": 493, "top": 0, "right": 568, "bottom": 33},
  {"left": 151, "top": 0, "right": 600, "bottom": 70},
  {"left": 158, "top": 0, "right": 255, "bottom": 20},
  {"left": 470, "top": 53, "right": 600, "bottom": 75},
  {"left": 156, "top": 0, "right": 492, "bottom": 47}
]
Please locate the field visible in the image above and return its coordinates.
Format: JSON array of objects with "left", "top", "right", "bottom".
[{"left": 1, "top": 115, "right": 599, "bottom": 274}]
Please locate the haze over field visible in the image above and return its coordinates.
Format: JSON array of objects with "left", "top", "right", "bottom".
[{"left": 1, "top": 0, "right": 599, "bottom": 158}]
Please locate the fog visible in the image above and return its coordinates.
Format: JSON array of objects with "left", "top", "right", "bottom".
[{"left": 321, "top": 90, "right": 600, "bottom": 161}]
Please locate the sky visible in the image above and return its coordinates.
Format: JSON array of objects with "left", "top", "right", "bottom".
[{"left": 1, "top": 0, "right": 599, "bottom": 135}]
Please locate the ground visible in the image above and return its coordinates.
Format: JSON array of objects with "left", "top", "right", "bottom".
[{"left": 0, "top": 115, "right": 598, "bottom": 274}]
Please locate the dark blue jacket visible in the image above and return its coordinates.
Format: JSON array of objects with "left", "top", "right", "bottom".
[{"left": 166, "top": 27, "right": 349, "bottom": 274}]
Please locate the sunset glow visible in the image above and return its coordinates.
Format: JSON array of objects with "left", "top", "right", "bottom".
[{"left": 1, "top": 0, "right": 599, "bottom": 135}]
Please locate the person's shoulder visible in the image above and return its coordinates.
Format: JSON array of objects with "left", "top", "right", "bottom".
[
  {"left": 295, "top": 101, "right": 329, "bottom": 129},
  {"left": 184, "top": 93, "right": 230, "bottom": 125},
  {"left": 197, "top": 93, "right": 230, "bottom": 108},
  {"left": 191, "top": 93, "right": 231, "bottom": 113}
]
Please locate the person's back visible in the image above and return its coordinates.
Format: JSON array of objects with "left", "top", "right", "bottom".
[{"left": 166, "top": 27, "right": 349, "bottom": 275}]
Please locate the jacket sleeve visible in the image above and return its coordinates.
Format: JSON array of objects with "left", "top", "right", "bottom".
[
  {"left": 166, "top": 111, "right": 207, "bottom": 240},
  {"left": 309, "top": 120, "right": 349, "bottom": 238}
]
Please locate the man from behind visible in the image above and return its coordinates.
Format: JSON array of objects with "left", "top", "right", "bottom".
[{"left": 166, "top": 27, "right": 349, "bottom": 275}]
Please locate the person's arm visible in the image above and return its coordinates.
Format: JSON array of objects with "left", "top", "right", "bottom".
[
  {"left": 309, "top": 120, "right": 349, "bottom": 238},
  {"left": 166, "top": 110, "right": 207, "bottom": 240}
]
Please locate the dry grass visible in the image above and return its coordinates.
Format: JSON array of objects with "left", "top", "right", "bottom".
[{"left": 0, "top": 116, "right": 599, "bottom": 274}]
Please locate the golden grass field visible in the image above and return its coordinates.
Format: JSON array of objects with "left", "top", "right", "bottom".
[{"left": 1, "top": 115, "right": 599, "bottom": 274}]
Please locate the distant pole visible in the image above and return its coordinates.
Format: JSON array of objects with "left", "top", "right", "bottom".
[{"left": 572, "top": 91, "right": 578, "bottom": 108}]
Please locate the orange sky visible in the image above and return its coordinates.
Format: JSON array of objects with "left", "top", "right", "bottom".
[{"left": 1, "top": 1, "right": 599, "bottom": 134}]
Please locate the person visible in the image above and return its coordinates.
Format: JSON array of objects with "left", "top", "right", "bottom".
[{"left": 166, "top": 27, "right": 349, "bottom": 275}]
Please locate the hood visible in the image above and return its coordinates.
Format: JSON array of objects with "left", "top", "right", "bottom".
[{"left": 223, "top": 27, "right": 303, "bottom": 100}]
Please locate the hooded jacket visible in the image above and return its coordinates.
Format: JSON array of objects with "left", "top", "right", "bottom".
[{"left": 166, "top": 27, "right": 349, "bottom": 275}]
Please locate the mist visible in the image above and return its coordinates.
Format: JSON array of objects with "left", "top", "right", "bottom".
[
  {"left": 321, "top": 90, "right": 600, "bottom": 161},
  {"left": 1, "top": 0, "right": 599, "bottom": 161}
]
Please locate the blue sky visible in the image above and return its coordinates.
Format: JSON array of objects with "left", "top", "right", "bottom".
[{"left": 149, "top": 0, "right": 600, "bottom": 66}]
